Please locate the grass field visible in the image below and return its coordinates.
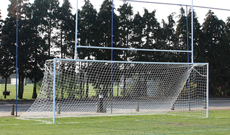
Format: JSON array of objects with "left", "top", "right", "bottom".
[
  {"left": 0, "top": 110, "right": 230, "bottom": 135},
  {"left": 0, "top": 83, "right": 123, "bottom": 100},
  {"left": 0, "top": 84, "right": 39, "bottom": 100}
]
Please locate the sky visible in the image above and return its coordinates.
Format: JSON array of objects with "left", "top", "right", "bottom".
[{"left": 0, "top": 0, "right": 230, "bottom": 24}]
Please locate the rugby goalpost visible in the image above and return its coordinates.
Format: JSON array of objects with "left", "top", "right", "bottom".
[{"left": 20, "top": 0, "right": 210, "bottom": 123}]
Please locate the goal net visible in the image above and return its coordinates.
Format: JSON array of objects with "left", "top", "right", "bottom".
[{"left": 20, "top": 59, "right": 208, "bottom": 120}]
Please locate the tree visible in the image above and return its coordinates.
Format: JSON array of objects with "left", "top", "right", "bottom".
[
  {"left": 1, "top": 0, "right": 50, "bottom": 99},
  {"left": 78, "top": 0, "right": 99, "bottom": 98},
  {"left": 117, "top": 2, "right": 134, "bottom": 96},
  {"left": 29, "top": 0, "right": 56, "bottom": 98},
  {"left": 160, "top": 13, "right": 176, "bottom": 62},
  {"left": 174, "top": 8, "right": 188, "bottom": 62},
  {"left": 225, "top": 17, "right": 230, "bottom": 96},
  {"left": 33, "top": 0, "right": 59, "bottom": 57},
  {"left": 0, "top": 10, "right": 12, "bottom": 98},
  {"left": 78, "top": 0, "right": 98, "bottom": 60},
  {"left": 8, "top": 0, "right": 25, "bottom": 18},
  {"left": 202, "top": 10, "right": 229, "bottom": 96},
  {"left": 19, "top": 2, "right": 48, "bottom": 99},
  {"left": 26, "top": 35, "right": 48, "bottom": 99},
  {"left": 117, "top": 2, "right": 133, "bottom": 61},
  {"left": 130, "top": 12, "right": 145, "bottom": 61},
  {"left": 53, "top": 0, "right": 75, "bottom": 59},
  {"left": 175, "top": 8, "right": 203, "bottom": 63},
  {"left": 142, "top": 9, "right": 161, "bottom": 62},
  {"left": 96, "top": 0, "right": 119, "bottom": 61},
  {"left": 0, "top": 18, "right": 14, "bottom": 99},
  {"left": 4, "top": 0, "right": 27, "bottom": 99},
  {"left": 92, "top": 0, "right": 120, "bottom": 97},
  {"left": 46, "top": 0, "right": 59, "bottom": 57}
]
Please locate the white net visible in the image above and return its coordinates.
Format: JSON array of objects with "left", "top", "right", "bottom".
[{"left": 20, "top": 59, "right": 208, "bottom": 119}]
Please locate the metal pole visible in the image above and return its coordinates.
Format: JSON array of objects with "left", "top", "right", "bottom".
[
  {"left": 77, "top": 46, "right": 193, "bottom": 53},
  {"left": 186, "top": 6, "right": 191, "bottom": 111},
  {"left": 16, "top": 0, "right": 19, "bottom": 117},
  {"left": 191, "top": 0, "right": 194, "bottom": 63},
  {"left": 53, "top": 59, "right": 57, "bottom": 123},
  {"left": 74, "top": 0, "right": 78, "bottom": 60},
  {"left": 186, "top": 6, "right": 189, "bottom": 62},
  {"left": 110, "top": 0, "right": 114, "bottom": 114},
  {"left": 53, "top": 58, "right": 208, "bottom": 65}
]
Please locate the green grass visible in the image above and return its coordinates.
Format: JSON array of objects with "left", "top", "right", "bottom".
[
  {"left": 0, "top": 110, "right": 230, "bottom": 135},
  {"left": 0, "top": 83, "right": 123, "bottom": 100},
  {"left": 0, "top": 84, "right": 39, "bottom": 100}
]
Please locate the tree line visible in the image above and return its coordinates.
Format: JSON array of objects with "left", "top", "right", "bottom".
[{"left": 0, "top": 0, "right": 230, "bottom": 99}]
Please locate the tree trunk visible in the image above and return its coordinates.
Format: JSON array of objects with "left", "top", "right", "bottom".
[
  {"left": 79, "top": 64, "right": 83, "bottom": 99},
  {"left": 68, "top": 67, "right": 76, "bottom": 99},
  {"left": 18, "top": 73, "right": 24, "bottom": 99},
  {"left": 4, "top": 78, "right": 8, "bottom": 99},
  {"left": 102, "top": 85, "right": 109, "bottom": 98},
  {"left": 32, "top": 81, "right": 37, "bottom": 99},
  {"left": 86, "top": 77, "right": 89, "bottom": 98},
  {"left": 80, "top": 73, "right": 83, "bottom": 99}
]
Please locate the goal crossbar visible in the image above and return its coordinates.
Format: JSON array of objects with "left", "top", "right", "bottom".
[
  {"left": 77, "top": 46, "right": 193, "bottom": 53},
  {"left": 118, "top": 0, "right": 230, "bottom": 11},
  {"left": 53, "top": 58, "right": 207, "bottom": 65}
]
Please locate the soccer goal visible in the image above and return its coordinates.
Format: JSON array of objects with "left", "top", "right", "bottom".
[{"left": 20, "top": 59, "right": 209, "bottom": 122}]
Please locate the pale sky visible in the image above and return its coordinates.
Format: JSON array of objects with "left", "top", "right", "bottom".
[{"left": 0, "top": 0, "right": 230, "bottom": 24}]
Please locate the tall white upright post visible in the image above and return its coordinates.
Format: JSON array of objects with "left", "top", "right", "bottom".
[
  {"left": 53, "top": 59, "right": 57, "bottom": 123},
  {"left": 191, "top": 0, "right": 194, "bottom": 63},
  {"left": 75, "top": 0, "right": 79, "bottom": 60}
]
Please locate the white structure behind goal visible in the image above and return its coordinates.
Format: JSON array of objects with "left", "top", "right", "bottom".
[{"left": 20, "top": 59, "right": 209, "bottom": 121}]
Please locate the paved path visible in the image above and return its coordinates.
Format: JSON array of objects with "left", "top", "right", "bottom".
[
  {"left": 0, "top": 98, "right": 229, "bottom": 117},
  {"left": 209, "top": 98, "right": 230, "bottom": 110}
]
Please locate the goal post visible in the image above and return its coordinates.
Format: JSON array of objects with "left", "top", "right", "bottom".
[{"left": 20, "top": 58, "right": 209, "bottom": 123}]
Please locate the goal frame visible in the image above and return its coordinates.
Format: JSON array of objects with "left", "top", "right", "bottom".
[{"left": 51, "top": 58, "right": 209, "bottom": 123}]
